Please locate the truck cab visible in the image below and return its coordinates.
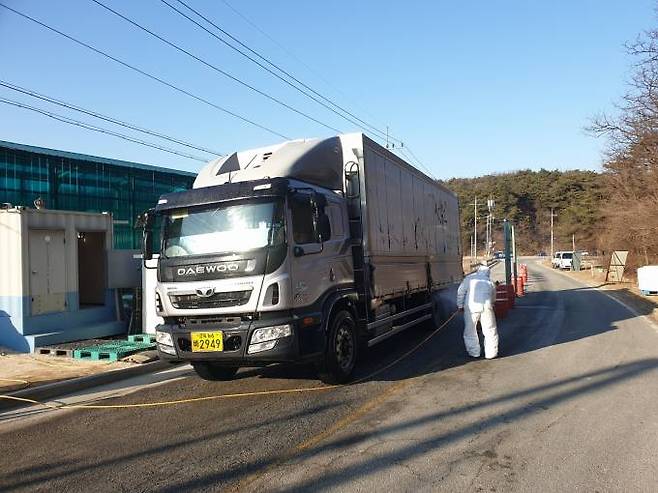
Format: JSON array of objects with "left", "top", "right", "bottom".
[{"left": 148, "top": 175, "right": 355, "bottom": 379}]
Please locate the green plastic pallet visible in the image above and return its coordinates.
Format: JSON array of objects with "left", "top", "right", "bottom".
[
  {"left": 127, "top": 334, "right": 157, "bottom": 344},
  {"left": 73, "top": 341, "right": 155, "bottom": 362}
]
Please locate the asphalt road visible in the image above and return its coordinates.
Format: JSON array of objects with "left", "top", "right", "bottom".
[{"left": 1, "top": 259, "right": 657, "bottom": 492}]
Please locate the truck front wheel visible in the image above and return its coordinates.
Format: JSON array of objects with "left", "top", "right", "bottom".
[
  {"left": 317, "top": 310, "right": 358, "bottom": 384},
  {"left": 192, "top": 362, "right": 239, "bottom": 381}
]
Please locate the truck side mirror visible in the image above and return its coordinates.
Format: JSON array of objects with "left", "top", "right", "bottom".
[{"left": 139, "top": 208, "right": 156, "bottom": 262}]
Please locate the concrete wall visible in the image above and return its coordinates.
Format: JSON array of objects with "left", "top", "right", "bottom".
[{"left": 0, "top": 210, "right": 27, "bottom": 350}]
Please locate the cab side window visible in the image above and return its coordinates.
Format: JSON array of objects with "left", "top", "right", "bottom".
[{"left": 291, "top": 195, "right": 317, "bottom": 244}]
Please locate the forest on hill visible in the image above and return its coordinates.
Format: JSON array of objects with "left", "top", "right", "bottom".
[{"left": 442, "top": 169, "right": 604, "bottom": 256}]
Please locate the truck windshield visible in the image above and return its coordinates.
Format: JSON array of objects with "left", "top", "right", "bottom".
[
  {"left": 162, "top": 200, "right": 283, "bottom": 257},
  {"left": 562, "top": 253, "right": 573, "bottom": 259}
]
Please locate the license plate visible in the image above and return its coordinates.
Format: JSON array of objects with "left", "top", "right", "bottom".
[{"left": 191, "top": 331, "right": 224, "bottom": 352}]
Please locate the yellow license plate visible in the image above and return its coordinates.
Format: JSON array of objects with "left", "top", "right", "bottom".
[{"left": 191, "top": 331, "right": 224, "bottom": 352}]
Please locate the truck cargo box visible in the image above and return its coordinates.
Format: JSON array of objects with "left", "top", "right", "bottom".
[{"left": 341, "top": 134, "right": 462, "bottom": 300}]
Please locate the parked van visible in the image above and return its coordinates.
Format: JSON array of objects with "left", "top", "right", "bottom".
[
  {"left": 551, "top": 251, "right": 565, "bottom": 268},
  {"left": 552, "top": 251, "right": 573, "bottom": 270}
]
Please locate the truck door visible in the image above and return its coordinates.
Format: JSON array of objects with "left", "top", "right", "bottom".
[{"left": 288, "top": 192, "right": 349, "bottom": 309}]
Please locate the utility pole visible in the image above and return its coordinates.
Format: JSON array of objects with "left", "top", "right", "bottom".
[
  {"left": 486, "top": 198, "right": 495, "bottom": 257},
  {"left": 572, "top": 233, "right": 575, "bottom": 252},
  {"left": 512, "top": 224, "right": 518, "bottom": 283},
  {"left": 504, "top": 219, "right": 512, "bottom": 285},
  {"left": 550, "top": 208, "right": 557, "bottom": 258},
  {"left": 474, "top": 196, "right": 478, "bottom": 260}
]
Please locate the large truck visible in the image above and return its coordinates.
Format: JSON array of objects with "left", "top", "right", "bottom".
[{"left": 143, "top": 133, "right": 462, "bottom": 383}]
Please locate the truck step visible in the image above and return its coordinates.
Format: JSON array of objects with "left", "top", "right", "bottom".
[{"left": 73, "top": 341, "right": 155, "bottom": 362}]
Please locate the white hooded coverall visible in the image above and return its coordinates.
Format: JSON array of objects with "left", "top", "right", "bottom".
[{"left": 456, "top": 265, "right": 499, "bottom": 359}]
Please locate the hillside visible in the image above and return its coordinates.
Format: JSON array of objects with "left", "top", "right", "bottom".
[{"left": 442, "top": 169, "right": 605, "bottom": 256}]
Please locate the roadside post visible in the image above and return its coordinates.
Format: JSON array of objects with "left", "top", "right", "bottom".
[
  {"left": 504, "top": 219, "right": 512, "bottom": 286},
  {"left": 512, "top": 224, "right": 518, "bottom": 284}
]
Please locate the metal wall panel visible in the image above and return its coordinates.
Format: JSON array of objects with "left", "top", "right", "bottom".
[{"left": 0, "top": 211, "right": 24, "bottom": 298}]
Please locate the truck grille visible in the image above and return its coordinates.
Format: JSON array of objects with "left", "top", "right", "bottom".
[{"left": 169, "top": 290, "right": 251, "bottom": 309}]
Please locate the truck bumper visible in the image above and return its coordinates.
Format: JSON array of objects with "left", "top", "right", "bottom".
[{"left": 155, "top": 313, "right": 324, "bottom": 366}]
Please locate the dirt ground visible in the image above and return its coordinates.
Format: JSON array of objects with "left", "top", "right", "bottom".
[{"left": 0, "top": 351, "right": 132, "bottom": 392}]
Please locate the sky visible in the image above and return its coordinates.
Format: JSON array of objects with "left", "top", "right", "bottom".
[{"left": 0, "top": 0, "right": 656, "bottom": 179}]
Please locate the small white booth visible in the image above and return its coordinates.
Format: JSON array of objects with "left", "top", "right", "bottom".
[{"left": 0, "top": 207, "right": 138, "bottom": 352}]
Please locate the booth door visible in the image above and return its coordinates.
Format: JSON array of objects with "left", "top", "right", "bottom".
[{"left": 29, "top": 229, "right": 67, "bottom": 315}]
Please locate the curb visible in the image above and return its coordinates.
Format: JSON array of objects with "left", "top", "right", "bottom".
[{"left": 0, "top": 359, "right": 174, "bottom": 412}]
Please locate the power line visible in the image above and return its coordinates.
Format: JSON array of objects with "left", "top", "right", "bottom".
[
  {"left": 0, "top": 79, "right": 224, "bottom": 157},
  {"left": 164, "top": 0, "right": 401, "bottom": 145},
  {"left": 403, "top": 145, "right": 435, "bottom": 178},
  {"left": 89, "top": 0, "right": 343, "bottom": 134},
  {"left": 0, "top": 97, "right": 208, "bottom": 162},
  {"left": 218, "top": 0, "right": 387, "bottom": 131},
  {"left": 395, "top": 146, "right": 436, "bottom": 180},
  {"left": 212, "top": 0, "right": 436, "bottom": 174},
  {"left": 0, "top": 2, "right": 290, "bottom": 140},
  {"left": 0, "top": 1, "right": 435, "bottom": 177}
]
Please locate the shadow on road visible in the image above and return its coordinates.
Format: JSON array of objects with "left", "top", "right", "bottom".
[
  {"left": 2, "top": 359, "right": 656, "bottom": 492},
  {"left": 0, "top": 401, "right": 343, "bottom": 492},
  {"left": 259, "top": 357, "right": 658, "bottom": 493}
]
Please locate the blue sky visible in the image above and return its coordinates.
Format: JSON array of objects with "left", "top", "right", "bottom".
[{"left": 0, "top": 0, "right": 655, "bottom": 178}]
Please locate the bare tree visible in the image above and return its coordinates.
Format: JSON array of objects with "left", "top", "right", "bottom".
[{"left": 590, "top": 26, "right": 658, "bottom": 269}]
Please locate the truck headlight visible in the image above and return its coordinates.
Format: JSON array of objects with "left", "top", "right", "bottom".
[
  {"left": 156, "top": 330, "right": 173, "bottom": 346},
  {"left": 250, "top": 324, "right": 291, "bottom": 344}
]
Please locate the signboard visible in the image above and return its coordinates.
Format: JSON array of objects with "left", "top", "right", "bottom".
[{"left": 606, "top": 251, "right": 629, "bottom": 282}]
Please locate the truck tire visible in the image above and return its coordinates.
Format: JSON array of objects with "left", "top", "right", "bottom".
[
  {"left": 192, "top": 362, "right": 239, "bottom": 381},
  {"left": 317, "top": 309, "right": 358, "bottom": 384}
]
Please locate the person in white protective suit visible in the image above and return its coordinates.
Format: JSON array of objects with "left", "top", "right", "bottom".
[{"left": 456, "top": 264, "right": 499, "bottom": 359}]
